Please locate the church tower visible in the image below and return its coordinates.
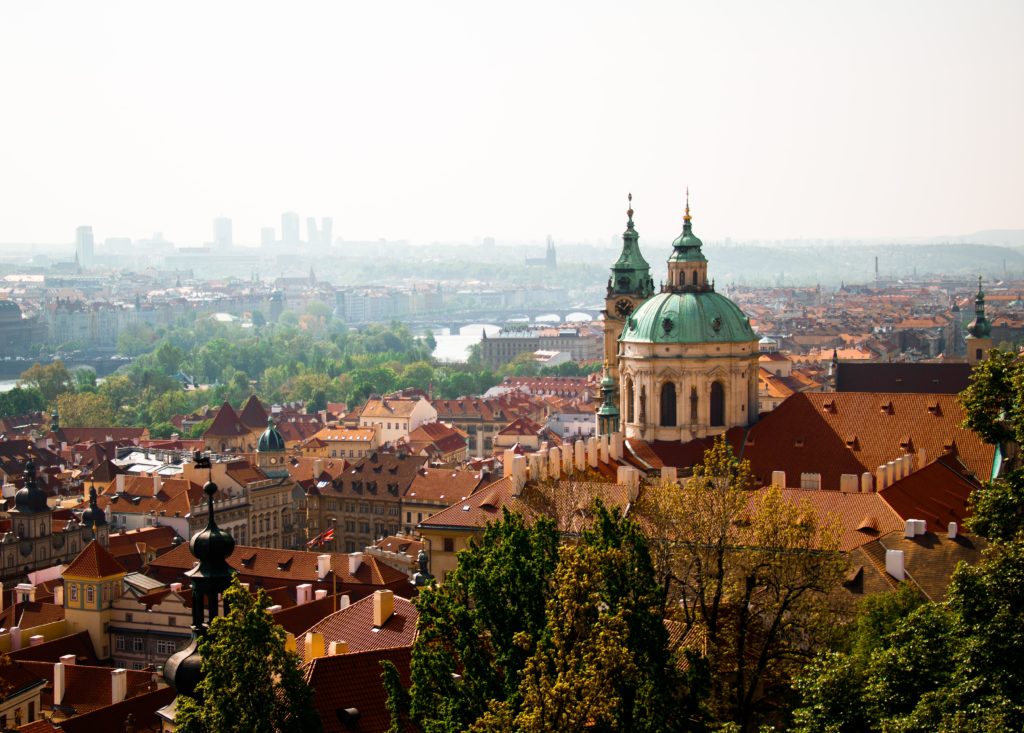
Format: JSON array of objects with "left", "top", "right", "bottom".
[
  {"left": 617, "top": 195, "right": 758, "bottom": 442},
  {"left": 603, "top": 194, "right": 655, "bottom": 387},
  {"left": 966, "top": 276, "right": 993, "bottom": 365}
]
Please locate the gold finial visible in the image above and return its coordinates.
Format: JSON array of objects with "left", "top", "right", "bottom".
[{"left": 684, "top": 187, "right": 691, "bottom": 223}]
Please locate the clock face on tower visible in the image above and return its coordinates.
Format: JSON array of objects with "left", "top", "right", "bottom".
[{"left": 615, "top": 299, "right": 634, "bottom": 318}]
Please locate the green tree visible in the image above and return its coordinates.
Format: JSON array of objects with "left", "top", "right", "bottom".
[
  {"left": 72, "top": 368, "right": 98, "bottom": 392},
  {"left": 400, "top": 361, "right": 435, "bottom": 392},
  {"left": 0, "top": 387, "right": 45, "bottom": 418},
  {"left": 19, "top": 361, "right": 73, "bottom": 404},
  {"left": 175, "top": 577, "right": 322, "bottom": 733},
  {"left": 55, "top": 392, "right": 117, "bottom": 427},
  {"left": 116, "top": 322, "right": 157, "bottom": 356},
  {"left": 636, "top": 437, "right": 847, "bottom": 730},
  {"left": 959, "top": 348, "right": 1023, "bottom": 460}
]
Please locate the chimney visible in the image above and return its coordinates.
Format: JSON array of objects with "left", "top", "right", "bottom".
[
  {"left": 29, "top": 634, "right": 44, "bottom": 646},
  {"left": 317, "top": 554, "right": 331, "bottom": 580},
  {"left": 373, "top": 589, "right": 394, "bottom": 627},
  {"left": 586, "top": 436, "right": 599, "bottom": 468},
  {"left": 314, "top": 589, "right": 328, "bottom": 601},
  {"left": 876, "top": 465, "right": 887, "bottom": 491},
  {"left": 913, "top": 519, "right": 926, "bottom": 536},
  {"left": 305, "top": 631, "right": 326, "bottom": 660},
  {"left": 339, "top": 594, "right": 351, "bottom": 609},
  {"left": 111, "top": 668, "right": 127, "bottom": 703},
  {"left": 10, "top": 626, "right": 21, "bottom": 651},
  {"left": 296, "top": 583, "right": 312, "bottom": 605},
  {"left": 313, "top": 459, "right": 324, "bottom": 478},
  {"left": 170, "top": 582, "right": 183, "bottom": 593},
  {"left": 948, "top": 521, "right": 958, "bottom": 539},
  {"left": 574, "top": 440, "right": 586, "bottom": 472},
  {"left": 918, "top": 448, "right": 927, "bottom": 469},
  {"left": 548, "top": 447, "right": 561, "bottom": 478},
  {"left": 502, "top": 449, "right": 516, "bottom": 478},
  {"left": 511, "top": 455, "right": 526, "bottom": 495},
  {"left": 885, "top": 549, "right": 905, "bottom": 580},
  {"left": 348, "top": 552, "right": 363, "bottom": 576},
  {"left": 267, "top": 605, "right": 283, "bottom": 613},
  {"left": 609, "top": 432, "right": 624, "bottom": 462},
  {"left": 116, "top": 474, "right": 125, "bottom": 493},
  {"left": 861, "top": 472, "right": 873, "bottom": 493},
  {"left": 660, "top": 466, "right": 678, "bottom": 484},
  {"left": 16, "top": 583, "right": 35, "bottom": 603},
  {"left": 153, "top": 474, "right": 162, "bottom": 497},
  {"left": 598, "top": 434, "right": 610, "bottom": 464},
  {"left": 328, "top": 640, "right": 348, "bottom": 655},
  {"left": 285, "top": 633, "right": 297, "bottom": 653},
  {"left": 903, "top": 519, "right": 915, "bottom": 538},
  {"left": 771, "top": 470, "right": 786, "bottom": 488},
  {"left": 53, "top": 655, "right": 76, "bottom": 705},
  {"left": 54, "top": 585, "right": 64, "bottom": 606}
]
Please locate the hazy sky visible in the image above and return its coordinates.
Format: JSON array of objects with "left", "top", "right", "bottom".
[{"left": 1, "top": 1, "right": 1022, "bottom": 247}]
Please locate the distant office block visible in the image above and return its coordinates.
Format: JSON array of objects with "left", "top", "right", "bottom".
[
  {"left": 281, "top": 212, "right": 300, "bottom": 246},
  {"left": 307, "top": 217, "right": 319, "bottom": 248},
  {"left": 306, "top": 216, "right": 333, "bottom": 248},
  {"left": 213, "top": 217, "right": 233, "bottom": 249},
  {"left": 320, "top": 217, "right": 333, "bottom": 247},
  {"left": 261, "top": 227, "right": 276, "bottom": 248},
  {"left": 75, "top": 225, "right": 95, "bottom": 267}
]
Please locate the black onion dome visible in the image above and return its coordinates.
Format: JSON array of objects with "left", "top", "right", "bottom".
[
  {"left": 14, "top": 460, "right": 49, "bottom": 514},
  {"left": 189, "top": 481, "right": 235, "bottom": 575},
  {"left": 80, "top": 487, "right": 106, "bottom": 527},
  {"left": 164, "top": 638, "right": 203, "bottom": 698}
]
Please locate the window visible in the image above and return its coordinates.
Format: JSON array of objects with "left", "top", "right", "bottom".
[
  {"left": 374, "top": 505, "right": 384, "bottom": 515},
  {"left": 116, "top": 636, "right": 126, "bottom": 651},
  {"left": 345, "top": 541, "right": 356, "bottom": 553},
  {"left": 132, "top": 637, "right": 144, "bottom": 652},
  {"left": 126, "top": 613, "right": 133, "bottom": 622},
  {"left": 327, "top": 500, "right": 337, "bottom": 511},
  {"left": 359, "top": 521, "right": 370, "bottom": 534},
  {"left": 710, "top": 382, "right": 726, "bottom": 427},
  {"left": 406, "top": 512, "right": 411, "bottom": 523},
  {"left": 443, "top": 537, "right": 454, "bottom": 552},
  {"left": 28, "top": 703, "right": 34, "bottom": 722},
  {"left": 70, "top": 584, "right": 79, "bottom": 602},
  {"left": 625, "top": 379, "right": 635, "bottom": 423},
  {"left": 86, "top": 586, "right": 95, "bottom": 604},
  {"left": 345, "top": 520, "right": 355, "bottom": 532},
  {"left": 168, "top": 616, "right": 176, "bottom": 626},
  {"left": 360, "top": 503, "right": 370, "bottom": 514},
  {"left": 660, "top": 383, "right": 677, "bottom": 427},
  {"left": 388, "top": 505, "right": 398, "bottom": 516}
]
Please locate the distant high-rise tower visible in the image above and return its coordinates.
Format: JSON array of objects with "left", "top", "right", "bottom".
[
  {"left": 213, "top": 217, "right": 233, "bottom": 249},
  {"left": 281, "top": 212, "right": 300, "bottom": 246},
  {"left": 307, "top": 217, "right": 319, "bottom": 247},
  {"left": 320, "top": 217, "right": 333, "bottom": 247},
  {"left": 75, "top": 226, "right": 94, "bottom": 267},
  {"left": 306, "top": 217, "right": 333, "bottom": 248}
]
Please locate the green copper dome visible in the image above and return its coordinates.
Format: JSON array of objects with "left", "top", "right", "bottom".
[
  {"left": 620, "top": 291, "right": 756, "bottom": 344},
  {"left": 669, "top": 219, "right": 706, "bottom": 262},
  {"left": 257, "top": 417, "right": 285, "bottom": 452}
]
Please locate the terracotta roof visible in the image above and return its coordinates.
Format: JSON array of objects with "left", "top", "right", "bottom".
[
  {"left": 0, "top": 660, "right": 47, "bottom": 700},
  {"left": 203, "top": 401, "right": 250, "bottom": 438},
  {"left": 89, "top": 483, "right": 203, "bottom": 519},
  {"left": 329, "top": 453, "right": 423, "bottom": 500},
  {"left": 497, "top": 416, "right": 545, "bottom": 436},
  {"left": 107, "top": 526, "right": 181, "bottom": 559},
  {"left": 64, "top": 541, "right": 127, "bottom": 579},
  {"left": 57, "top": 427, "right": 148, "bottom": 444},
  {"left": 373, "top": 535, "right": 423, "bottom": 557},
  {"left": 878, "top": 453, "right": 981, "bottom": 533},
  {"left": 297, "top": 594, "right": 418, "bottom": 662},
  {"left": 8, "top": 630, "right": 97, "bottom": 664},
  {"left": 58, "top": 685, "right": 175, "bottom": 733},
  {"left": 17, "top": 600, "right": 65, "bottom": 628},
  {"left": 404, "top": 468, "right": 486, "bottom": 505},
  {"left": 50, "top": 664, "right": 157, "bottom": 715},
  {"left": 303, "top": 647, "right": 412, "bottom": 733},
  {"left": 360, "top": 397, "right": 423, "bottom": 419},
  {"left": 836, "top": 363, "right": 972, "bottom": 394},
  {"left": 310, "top": 426, "right": 377, "bottom": 443},
  {"left": 880, "top": 528, "right": 986, "bottom": 601},
  {"left": 149, "top": 543, "right": 408, "bottom": 587},
  {"left": 238, "top": 395, "right": 270, "bottom": 430},
  {"left": 632, "top": 392, "right": 996, "bottom": 490},
  {"left": 272, "top": 595, "right": 338, "bottom": 636}
]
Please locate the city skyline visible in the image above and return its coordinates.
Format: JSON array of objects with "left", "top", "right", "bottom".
[{"left": 1, "top": 1, "right": 1022, "bottom": 246}]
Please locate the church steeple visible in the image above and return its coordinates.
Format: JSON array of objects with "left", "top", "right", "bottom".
[
  {"left": 609, "top": 193, "right": 654, "bottom": 298},
  {"left": 667, "top": 188, "right": 710, "bottom": 292},
  {"left": 966, "top": 276, "right": 993, "bottom": 365},
  {"left": 596, "top": 364, "right": 620, "bottom": 435}
]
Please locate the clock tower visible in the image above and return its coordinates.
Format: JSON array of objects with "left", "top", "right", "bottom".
[{"left": 603, "top": 194, "right": 655, "bottom": 386}]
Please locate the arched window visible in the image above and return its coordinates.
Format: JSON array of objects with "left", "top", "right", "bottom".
[
  {"left": 625, "top": 379, "right": 635, "bottom": 423},
  {"left": 690, "top": 387, "right": 699, "bottom": 422},
  {"left": 710, "top": 382, "right": 725, "bottom": 427},
  {"left": 660, "top": 383, "right": 677, "bottom": 427},
  {"left": 692, "top": 271, "right": 698, "bottom": 285}
]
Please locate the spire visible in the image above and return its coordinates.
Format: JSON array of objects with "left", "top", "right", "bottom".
[
  {"left": 596, "top": 361, "right": 620, "bottom": 435},
  {"left": 684, "top": 187, "right": 692, "bottom": 226},
  {"left": 968, "top": 275, "right": 991, "bottom": 338},
  {"left": 627, "top": 192, "right": 634, "bottom": 228},
  {"left": 610, "top": 193, "right": 652, "bottom": 297}
]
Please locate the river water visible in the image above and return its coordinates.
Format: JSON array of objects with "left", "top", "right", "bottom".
[{"left": 431, "top": 324, "right": 501, "bottom": 363}]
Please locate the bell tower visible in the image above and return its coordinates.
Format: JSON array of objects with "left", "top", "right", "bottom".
[
  {"left": 603, "top": 194, "right": 655, "bottom": 386},
  {"left": 966, "top": 276, "right": 993, "bottom": 365}
]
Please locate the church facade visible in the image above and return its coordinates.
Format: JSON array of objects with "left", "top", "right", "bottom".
[{"left": 604, "top": 195, "right": 759, "bottom": 442}]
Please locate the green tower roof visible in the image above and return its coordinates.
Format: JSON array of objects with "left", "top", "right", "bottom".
[
  {"left": 257, "top": 417, "right": 285, "bottom": 452},
  {"left": 669, "top": 191, "right": 706, "bottom": 262},
  {"left": 609, "top": 194, "right": 654, "bottom": 297},
  {"left": 620, "top": 290, "right": 756, "bottom": 345}
]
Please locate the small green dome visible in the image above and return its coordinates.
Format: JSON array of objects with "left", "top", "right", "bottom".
[
  {"left": 621, "top": 291, "right": 756, "bottom": 345},
  {"left": 257, "top": 417, "right": 285, "bottom": 452},
  {"left": 670, "top": 222, "right": 706, "bottom": 262}
]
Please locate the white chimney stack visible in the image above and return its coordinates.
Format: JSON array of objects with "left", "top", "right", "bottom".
[
  {"left": 339, "top": 594, "right": 351, "bottom": 609},
  {"left": 296, "top": 583, "right": 313, "bottom": 605},
  {"left": 153, "top": 474, "right": 162, "bottom": 497},
  {"left": 313, "top": 459, "right": 324, "bottom": 478},
  {"left": 315, "top": 589, "right": 328, "bottom": 601},
  {"left": 876, "top": 465, "right": 887, "bottom": 491},
  {"left": 948, "top": 522, "right": 958, "bottom": 539},
  {"left": 511, "top": 455, "right": 527, "bottom": 494},
  {"left": 771, "top": 470, "right": 786, "bottom": 488},
  {"left": 904, "top": 519, "right": 916, "bottom": 538},
  {"left": 317, "top": 554, "right": 332, "bottom": 581},
  {"left": 660, "top": 466, "right": 677, "bottom": 484},
  {"left": 348, "top": 552, "right": 363, "bottom": 576},
  {"left": 53, "top": 655, "right": 76, "bottom": 705},
  {"left": 587, "top": 436, "right": 599, "bottom": 468},
  {"left": 111, "top": 668, "right": 127, "bottom": 703},
  {"left": 10, "top": 626, "right": 21, "bottom": 651},
  {"left": 548, "top": 447, "right": 561, "bottom": 479},
  {"left": 861, "top": 472, "right": 873, "bottom": 493},
  {"left": 171, "top": 582, "right": 183, "bottom": 593},
  {"left": 885, "top": 549, "right": 905, "bottom": 580},
  {"left": 116, "top": 474, "right": 125, "bottom": 493},
  {"left": 502, "top": 449, "right": 516, "bottom": 478},
  {"left": 574, "top": 440, "right": 586, "bottom": 472},
  {"left": 598, "top": 434, "right": 610, "bottom": 464},
  {"left": 913, "top": 519, "right": 926, "bottom": 536},
  {"left": 29, "top": 634, "right": 44, "bottom": 646},
  {"left": 54, "top": 585, "right": 64, "bottom": 606},
  {"left": 610, "top": 432, "right": 624, "bottom": 462}
]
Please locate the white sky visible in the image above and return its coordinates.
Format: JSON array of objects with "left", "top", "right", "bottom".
[{"left": 1, "top": 1, "right": 1022, "bottom": 246}]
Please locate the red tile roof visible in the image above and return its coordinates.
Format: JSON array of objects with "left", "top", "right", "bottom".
[
  {"left": 297, "top": 594, "right": 418, "bottom": 662},
  {"left": 8, "top": 630, "right": 97, "bottom": 664},
  {"left": 303, "top": 647, "right": 412, "bottom": 733},
  {"left": 238, "top": 395, "right": 270, "bottom": 430},
  {"left": 878, "top": 453, "right": 981, "bottom": 533},
  {"left": 63, "top": 541, "right": 127, "bottom": 579},
  {"left": 58, "top": 685, "right": 176, "bottom": 733},
  {"left": 203, "top": 401, "right": 250, "bottom": 438}
]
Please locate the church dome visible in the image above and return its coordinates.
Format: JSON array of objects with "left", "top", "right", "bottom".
[
  {"left": 257, "top": 417, "right": 285, "bottom": 452},
  {"left": 621, "top": 290, "right": 756, "bottom": 345},
  {"left": 14, "top": 460, "right": 48, "bottom": 514}
]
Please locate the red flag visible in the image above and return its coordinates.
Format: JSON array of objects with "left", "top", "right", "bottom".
[
  {"left": 306, "top": 530, "right": 324, "bottom": 547},
  {"left": 323, "top": 527, "right": 335, "bottom": 542}
]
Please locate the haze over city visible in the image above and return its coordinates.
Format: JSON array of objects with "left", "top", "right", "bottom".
[{"left": 2, "top": 0, "right": 1022, "bottom": 247}]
